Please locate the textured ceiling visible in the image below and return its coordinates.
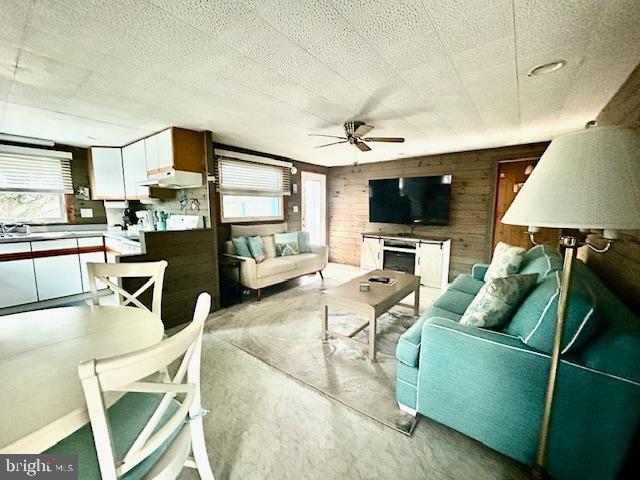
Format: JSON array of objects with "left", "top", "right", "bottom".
[{"left": 1, "top": 0, "right": 639, "bottom": 166}]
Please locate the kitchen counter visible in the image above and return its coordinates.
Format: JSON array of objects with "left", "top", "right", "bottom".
[{"left": 0, "top": 229, "right": 141, "bottom": 244}]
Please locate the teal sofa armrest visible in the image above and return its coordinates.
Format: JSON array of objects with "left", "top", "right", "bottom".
[
  {"left": 472, "top": 263, "right": 489, "bottom": 281},
  {"left": 417, "top": 317, "right": 640, "bottom": 480}
]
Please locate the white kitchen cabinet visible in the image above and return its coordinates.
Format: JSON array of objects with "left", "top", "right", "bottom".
[
  {"left": 144, "top": 133, "right": 160, "bottom": 175},
  {"left": 122, "top": 139, "right": 149, "bottom": 199},
  {"left": 32, "top": 239, "right": 83, "bottom": 300},
  {"left": 0, "top": 260, "right": 39, "bottom": 308},
  {"left": 145, "top": 128, "right": 173, "bottom": 175},
  {"left": 156, "top": 128, "right": 174, "bottom": 173},
  {"left": 360, "top": 236, "right": 383, "bottom": 270},
  {"left": 90, "top": 147, "right": 125, "bottom": 199},
  {"left": 0, "top": 242, "right": 37, "bottom": 308},
  {"left": 80, "top": 251, "right": 107, "bottom": 292}
]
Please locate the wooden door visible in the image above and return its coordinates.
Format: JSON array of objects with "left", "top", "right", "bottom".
[{"left": 493, "top": 160, "right": 560, "bottom": 250}]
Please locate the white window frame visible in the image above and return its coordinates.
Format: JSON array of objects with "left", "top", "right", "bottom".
[
  {"left": 0, "top": 145, "right": 73, "bottom": 224},
  {"left": 220, "top": 194, "right": 284, "bottom": 223},
  {"left": 217, "top": 157, "right": 289, "bottom": 223}
]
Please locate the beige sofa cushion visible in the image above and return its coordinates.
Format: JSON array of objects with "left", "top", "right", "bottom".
[
  {"left": 290, "top": 253, "right": 323, "bottom": 271},
  {"left": 256, "top": 257, "right": 296, "bottom": 279},
  {"left": 231, "top": 223, "right": 287, "bottom": 238}
]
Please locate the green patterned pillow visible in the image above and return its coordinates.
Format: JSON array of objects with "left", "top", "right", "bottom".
[
  {"left": 484, "top": 242, "right": 526, "bottom": 282},
  {"left": 274, "top": 232, "right": 300, "bottom": 257},
  {"left": 460, "top": 274, "right": 538, "bottom": 328}
]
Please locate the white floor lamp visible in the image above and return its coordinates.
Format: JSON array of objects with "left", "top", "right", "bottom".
[{"left": 501, "top": 125, "right": 640, "bottom": 478}]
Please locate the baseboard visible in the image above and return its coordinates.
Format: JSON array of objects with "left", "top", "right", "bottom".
[{"left": 398, "top": 403, "right": 417, "bottom": 417}]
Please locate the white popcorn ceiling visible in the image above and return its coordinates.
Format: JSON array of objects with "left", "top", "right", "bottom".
[{"left": 0, "top": 0, "right": 639, "bottom": 166}]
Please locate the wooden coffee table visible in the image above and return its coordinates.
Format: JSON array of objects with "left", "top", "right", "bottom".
[{"left": 321, "top": 269, "right": 420, "bottom": 361}]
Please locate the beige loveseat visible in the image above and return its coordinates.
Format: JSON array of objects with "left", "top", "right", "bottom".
[{"left": 223, "top": 223, "right": 328, "bottom": 300}]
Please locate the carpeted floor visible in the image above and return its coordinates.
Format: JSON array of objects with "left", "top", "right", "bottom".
[
  {"left": 178, "top": 326, "right": 529, "bottom": 480},
  {"left": 205, "top": 263, "right": 440, "bottom": 435}
]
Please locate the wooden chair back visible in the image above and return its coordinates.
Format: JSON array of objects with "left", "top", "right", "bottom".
[
  {"left": 87, "top": 260, "right": 168, "bottom": 317},
  {"left": 77, "top": 293, "right": 212, "bottom": 479}
]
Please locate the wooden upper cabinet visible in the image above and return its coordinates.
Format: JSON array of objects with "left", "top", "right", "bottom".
[
  {"left": 89, "top": 147, "right": 125, "bottom": 200},
  {"left": 122, "top": 139, "right": 149, "bottom": 199},
  {"left": 146, "top": 128, "right": 204, "bottom": 176}
]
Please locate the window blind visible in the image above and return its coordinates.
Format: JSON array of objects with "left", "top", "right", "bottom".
[
  {"left": 216, "top": 157, "right": 291, "bottom": 196},
  {"left": 0, "top": 152, "right": 73, "bottom": 193}
]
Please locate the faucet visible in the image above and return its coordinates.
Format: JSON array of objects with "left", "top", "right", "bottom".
[{"left": 0, "top": 223, "right": 20, "bottom": 234}]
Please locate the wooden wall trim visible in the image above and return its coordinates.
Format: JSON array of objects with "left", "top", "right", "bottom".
[{"left": 0, "top": 245, "right": 105, "bottom": 261}]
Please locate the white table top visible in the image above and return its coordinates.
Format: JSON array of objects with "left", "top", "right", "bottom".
[{"left": 0, "top": 305, "right": 164, "bottom": 453}]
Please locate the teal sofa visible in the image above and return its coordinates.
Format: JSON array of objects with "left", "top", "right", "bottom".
[{"left": 396, "top": 245, "right": 640, "bottom": 480}]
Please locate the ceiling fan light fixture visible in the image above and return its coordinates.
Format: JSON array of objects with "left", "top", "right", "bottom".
[{"left": 528, "top": 60, "right": 566, "bottom": 76}]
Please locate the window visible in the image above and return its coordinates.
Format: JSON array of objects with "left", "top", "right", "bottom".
[
  {"left": 217, "top": 158, "right": 290, "bottom": 222},
  {"left": 0, "top": 146, "right": 73, "bottom": 224}
]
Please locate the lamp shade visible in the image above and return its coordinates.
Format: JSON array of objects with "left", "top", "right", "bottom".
[{"left": 501, "top": 127, "right": 640, "bottom": 232}]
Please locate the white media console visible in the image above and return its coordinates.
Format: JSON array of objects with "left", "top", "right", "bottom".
[{"left": 360, "top": 233, "right": 451, "bottom": 290}]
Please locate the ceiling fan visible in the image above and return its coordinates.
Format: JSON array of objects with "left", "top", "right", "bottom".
[{"left": 308, "top": 121, "right": 405, "bottom": 152}]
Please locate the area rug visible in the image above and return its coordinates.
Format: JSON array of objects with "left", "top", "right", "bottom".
[{"left": 205, "top": 264, "right": 435, "bottom": 435}]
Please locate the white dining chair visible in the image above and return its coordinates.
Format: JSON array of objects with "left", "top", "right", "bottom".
[
  {"left": 64, "top": 292, "right": 215, "bottom": 479},
  {"left": 87, "top": 261, "right": 168, "bottom": 317}
]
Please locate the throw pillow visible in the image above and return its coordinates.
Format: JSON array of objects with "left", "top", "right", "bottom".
[
  {"left": 505, "top": 268, "right": 600, "bottom": 354},
  {"left": 247, "top": 236, "right": 266, "bottom": 263},
  {"left": 297, "top": 231, "right": 311, "bottom": 253},
  {"left": 231, "top": 236, "right": 251, "bottom": 258},
  {"left": 261, "top": 235, "right": 277, "bottom": 259},
  {"left": 274, "top": 232, "right": 300, "bottom": 257},
  {"left": 484, "top": 242, "right": 526, "bottom": 282},
  {"left": 460, "top": 274, "right": 538, "bottom": 328}
]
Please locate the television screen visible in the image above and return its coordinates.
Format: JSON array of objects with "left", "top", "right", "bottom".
[{"left": 369, "top": 175, "right": 452, "bottom": 225}]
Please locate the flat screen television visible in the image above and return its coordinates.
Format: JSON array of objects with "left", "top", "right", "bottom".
[{"left": 369, "top": 175, "right": 452, "bottom": 225}]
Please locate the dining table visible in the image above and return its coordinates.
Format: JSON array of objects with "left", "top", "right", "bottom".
[{"left": 0, "top": 304, "right": 164, "bottom": 453}]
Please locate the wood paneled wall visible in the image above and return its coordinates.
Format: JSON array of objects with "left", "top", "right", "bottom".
[
  {"left": 327, "top": 143, "right": 548, "bottom": 280},
  {"left": 120, "top": 228, "right": 219, "bottom": 328},
  {"left": 585, "top": 63, "right": 640, "bottom": 316}
]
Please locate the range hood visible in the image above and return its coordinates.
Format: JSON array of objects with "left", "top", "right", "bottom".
[{"left": 139, "top": 170, "right": 203, "bottom": 189}]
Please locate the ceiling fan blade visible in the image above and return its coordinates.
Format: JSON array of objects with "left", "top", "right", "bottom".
[
  {"left": 315, "top": 140, "right": 348, "bottom": 149},
  {"left": 363, "top": 137, "right": 405, "bottom": 143},
  {"left": 355, "top": 141, "right": 371, "bottom": 152},
  {"left": 308, "top": 133, "right": 347, "bottom": 140},
  {"left": 354, "top": 124, "right": 374, "bottom": 137}
]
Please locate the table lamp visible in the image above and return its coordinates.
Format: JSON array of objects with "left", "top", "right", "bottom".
[{"left": 501, "top": 125, "right": 640, "bottom": 478}]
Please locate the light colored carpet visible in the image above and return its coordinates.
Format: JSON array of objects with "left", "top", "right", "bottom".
[
  {"left": 205, "top": 263, "right": 440, "bottom": 435},
  {"left": 178, "top": 332, "right": 529, "bottom": 480}
]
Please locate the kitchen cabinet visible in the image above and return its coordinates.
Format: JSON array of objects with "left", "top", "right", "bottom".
[
  {"left": 78, "top": 237, "right": 107, "bottom": 292},
  {"left": 32, "top": 239, "right": 83, "bottom": 300},
  {"left": 89, "top": 147, "right": 125, "bottom": 199},
  {"left": 144, "top": 128, "right": 173, "bottom": 175},
  {"left": 121, "top": 139, "right": 149, "bottom": 199},
  {"left": 145, "top": 128, "right": 204, "bottom": 176},
  {"left": 0, "top": 243, "right": 38, "bottom": 308}
]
